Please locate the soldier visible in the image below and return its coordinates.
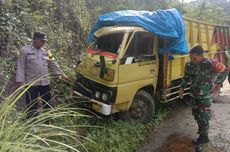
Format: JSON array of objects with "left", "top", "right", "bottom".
[
  {"left": 179, "top": 44, "right": 228, "bottom": 145},
  {"left": 16, "top": 32, "right": 69, "bottom": 119},
  {"left": 224, "top": 47, "right": 230, "bottom": 83}
]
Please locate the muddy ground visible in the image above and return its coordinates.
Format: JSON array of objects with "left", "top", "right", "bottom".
[{"left": 138, "top": 80, "right": 230, "bottom": 152}]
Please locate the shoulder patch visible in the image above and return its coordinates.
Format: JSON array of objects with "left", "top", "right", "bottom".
[
  {"left": 42, "top": 46, "right": 55, "bottom": 60},
  {"left": 48, "top": 50, "right": 55, "bottom": 60}
]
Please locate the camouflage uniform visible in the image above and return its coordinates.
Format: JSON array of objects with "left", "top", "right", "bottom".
[{"left": 181, "top": 58, "right": 228, "bottom": 138}]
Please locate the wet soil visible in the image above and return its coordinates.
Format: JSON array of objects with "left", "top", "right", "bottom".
[{"left": 138, "top": 80, "right": 230, "bottom": 152}]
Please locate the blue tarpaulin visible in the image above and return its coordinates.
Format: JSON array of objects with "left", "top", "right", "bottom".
[{"left": 89, "top": 8, "right": 188, "bottom": 54}]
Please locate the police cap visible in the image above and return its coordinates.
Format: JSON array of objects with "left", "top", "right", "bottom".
[{"left": 33, "top": 32, "right": 47, "bottom": 41}]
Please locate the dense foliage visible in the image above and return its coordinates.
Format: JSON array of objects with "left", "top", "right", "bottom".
[
  {"left": 1, "top": 0, "right": 230, "bottom": 60},
  {"left": 183, "top": 0, "right": 226, "bottom": 24}
]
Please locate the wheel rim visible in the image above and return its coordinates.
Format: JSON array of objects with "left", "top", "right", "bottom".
[{"left": 129, "top": 99, "right": 148, "bottom": 119}]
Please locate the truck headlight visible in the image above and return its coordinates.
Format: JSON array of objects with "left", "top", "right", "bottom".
[
  {"left": 95, "top": 91, "right": 101, "bottom": 99},
  {"left": 102, "top": 93, "right": 108, "bottom": 101}
]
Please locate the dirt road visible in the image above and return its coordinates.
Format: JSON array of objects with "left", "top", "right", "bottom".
[{"left": 138, "top": 80, "right": 230, "bottom": 152}]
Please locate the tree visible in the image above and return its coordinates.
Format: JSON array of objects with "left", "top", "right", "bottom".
[
  {"left": 184, "top": 0, "right": 225, "bottom": 24},
  {"left": 212, "top": 0, "right": 230, "bottom": 25}
]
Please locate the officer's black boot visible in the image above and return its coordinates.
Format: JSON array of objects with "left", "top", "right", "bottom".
[{"left": 192, "top": 135, "right": 209, "bottom": 145}]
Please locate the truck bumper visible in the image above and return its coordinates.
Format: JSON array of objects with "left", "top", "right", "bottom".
[{"left": 72, "top": 91, "right": 112, "bottom": 115}]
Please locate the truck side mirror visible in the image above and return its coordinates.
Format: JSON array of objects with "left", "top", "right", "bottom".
[{"left": 100, "top": 55, "right": 106, "bottom": 78}]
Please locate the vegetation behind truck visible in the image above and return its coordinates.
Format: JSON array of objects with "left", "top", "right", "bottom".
[{"left": 74, "top": 10, "right": 230, "bottom": 123}]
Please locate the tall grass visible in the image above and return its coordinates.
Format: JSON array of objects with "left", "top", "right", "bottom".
[
  {"left": 0, "top": 81, "right": 98, "bottom": 152},
  {"left": 0, "top": 76, "right": 169, "bottom": 152}
]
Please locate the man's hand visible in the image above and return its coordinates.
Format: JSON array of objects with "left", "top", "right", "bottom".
[
  {"left": 179, "top": 88, "right": 184, "bottom": 99},
  {"left": 61, "top": 74, "right": 70, "bottom": 82}
]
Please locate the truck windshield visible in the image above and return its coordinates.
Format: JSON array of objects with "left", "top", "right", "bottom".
[{"left": 94, "top": 33, "right": 124, "bottom": 54}]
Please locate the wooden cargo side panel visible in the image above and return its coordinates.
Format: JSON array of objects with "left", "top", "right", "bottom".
[
  {"left": 184, "top": 17, "right": 215, "bottom": 52},
  {"left": 167, "top": 55, "right": 189, "bottom": 83}
]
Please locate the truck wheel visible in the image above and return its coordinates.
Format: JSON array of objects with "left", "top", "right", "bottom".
[
  {"left": 212, "top": 85, "right": 221, "bottom": 103},
  {"left": 120, "top": 90, "right": 155, "bottom": 124}
]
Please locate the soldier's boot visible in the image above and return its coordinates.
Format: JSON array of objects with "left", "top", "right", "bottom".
[
  {"left": 192, "top": 135, "right": 209, "bottom": 145},
  {"left": 195, "top": 145, "right": 202, "bottom": 152}
]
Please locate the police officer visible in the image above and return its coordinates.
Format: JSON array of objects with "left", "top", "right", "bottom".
[
  {"left": 16, "top": 32, "right": 68, "bottom": 118},
  {"left": 179, "top": 44, "right": 228, "bottom": 145}
]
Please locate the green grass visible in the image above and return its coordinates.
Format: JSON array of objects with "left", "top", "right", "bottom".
[
  {"left": 0, "top": 82, "right": 98, "bottom": 152},
  {"left": 49, "top": 109, "right": 168, "bottom": 152},
  {"left": 78, "top": 109, "right": 168, "bottom": 152},
  {"left": 0, "top": 72, "right": 169, "bottom": 152}
]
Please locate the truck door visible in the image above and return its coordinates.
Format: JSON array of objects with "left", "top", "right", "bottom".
[{"left": 116, "top": 31, "right": 158, "bottom": 108}]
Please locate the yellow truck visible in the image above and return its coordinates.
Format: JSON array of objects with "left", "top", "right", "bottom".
[{"left": 74, "top": 9, "right": 230, "bottom": 123}]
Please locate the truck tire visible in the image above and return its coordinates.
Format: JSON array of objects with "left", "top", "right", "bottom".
[
  {"left": 212, "top": 85, "right": 221, "bottom": 103},
  {"left": 120, "top": 90, "right": 155, "bottom": 124}
]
